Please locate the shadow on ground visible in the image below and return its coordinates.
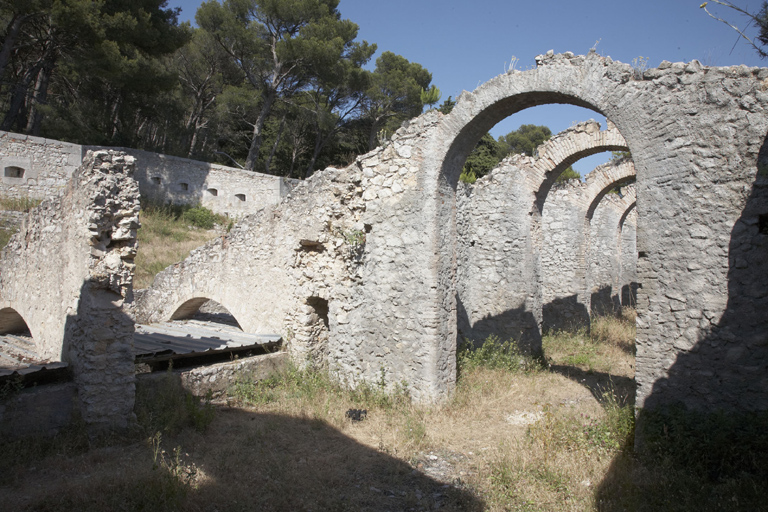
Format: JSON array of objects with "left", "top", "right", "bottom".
[{"left": 1, "top": 407, "right": 484, "bottom": 511}]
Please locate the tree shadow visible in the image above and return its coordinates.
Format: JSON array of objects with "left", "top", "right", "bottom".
[
  {"left": 548, "top": 364, "right": 635, "bottom": 408},
  {"left": 3, "top": 405, "right": 485, "bottom": 511}
]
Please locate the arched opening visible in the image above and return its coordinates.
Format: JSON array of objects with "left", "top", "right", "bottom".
[
  {"left": 0, "top": 307, "right": 37, "bottom": 368},
  {"left": 169, "top": 297, "right": 241, "bottom": 328},
  {"left": 437, "top": 72, "right": 642, "bottom": 406},
  {"left": 235, "top": 193, "right": 246, "bottom": 202},
  {"left": 206, "top": 188, "right": 218, "bottom": 197}
]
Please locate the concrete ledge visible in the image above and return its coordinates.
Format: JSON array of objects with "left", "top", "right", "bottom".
[{"left": 137, "top": 351, "right": 287, "bottom": 399}]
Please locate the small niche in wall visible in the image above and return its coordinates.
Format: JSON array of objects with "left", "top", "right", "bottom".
[
  {"left": 179, "top": 182, "right": 189, "bottom": 191},
  {"left": 4, "top": 166, "right": 24, "bottom": 178},
  {"left": 235, "top": 193, "right": 246, "bottom": 202},
  {"left": 151, "top": 176, "right": 161, "bottom": 185},
  {"left": 206, "top": 188, "right": 218, "bottom": 197},
  {"left": 759, "top": 214, "right": 768, "bottom": 235}
]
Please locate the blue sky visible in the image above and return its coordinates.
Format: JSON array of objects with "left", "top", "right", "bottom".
[{"left": 167, "top": 0, "right": 767, "bottom": 174}]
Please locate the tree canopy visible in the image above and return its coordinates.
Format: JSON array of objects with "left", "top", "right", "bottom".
[{"left": 0, "top": 0, "right": 437, "bottom": 178}]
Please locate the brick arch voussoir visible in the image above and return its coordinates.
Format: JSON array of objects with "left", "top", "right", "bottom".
[
  {"left": 437, "top": 53, "right": 637, "bottom": 188},
  {"left": 619, "top": 201, "right": 637, "bottom": 232},
  {"left": 584, "top": 159, "right": 637, "bottom": 222}
]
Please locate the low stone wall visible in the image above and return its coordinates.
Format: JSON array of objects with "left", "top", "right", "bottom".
[
  {"left": 0, "top": 150, "right": 140, "bottom": 429},
  {"left": 137, "top": 352, "right": 287, "bottom": 400}
]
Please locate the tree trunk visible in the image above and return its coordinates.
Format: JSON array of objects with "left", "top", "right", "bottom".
[
  {"left": 244, "top": 89, "right": 277, "bottom": 171},
  {"left": 0, "top": 14, "right": 29, "bottom": 81},
  {"left": 1, "top": 62, "right": 42, "bottom": 131},
  {"left": 25, "top": 57, "right": 55, "bottom": 135},
  {"left": 265, "top": 113, "right": 286, "bottom": 174}
]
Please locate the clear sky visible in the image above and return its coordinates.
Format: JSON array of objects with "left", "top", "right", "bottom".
[{"left": 167, "top": 0, "right": 767, "bottom": 174}]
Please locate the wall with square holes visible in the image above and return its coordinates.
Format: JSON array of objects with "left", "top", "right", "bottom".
[
  {"left": 0, "top": 131, "right": 80, "bottom": 199},
  {"left": 84, "top": 146, "right": 300, "bottom": 217}
]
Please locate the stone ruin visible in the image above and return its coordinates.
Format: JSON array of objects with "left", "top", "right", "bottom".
[{"left": 1, "top": 51, "right": 767, "bottom": 432}]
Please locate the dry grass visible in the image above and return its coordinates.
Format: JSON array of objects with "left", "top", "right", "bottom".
[
  {"left": 0, "top": 195, "right": 41, "bottom": 212},
  {"left": 135, "top": 203, "right": 225, "bottom": 288},
  {"left": 2, "top": 311, "right": 766, "bottom": 510}
]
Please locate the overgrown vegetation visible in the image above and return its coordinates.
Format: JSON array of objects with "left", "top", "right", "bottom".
[
  {"left": 135, "top": 199, "right": 226, "bottom": 288},
  {"left": 0, "top": 195, "right": 42, "bottom": 251},
  {"left": 3, "top": 309, "right": 767, "bottom": 510},
  {"left": 0, "top": 196, "right": 41, "bottom": 212}
]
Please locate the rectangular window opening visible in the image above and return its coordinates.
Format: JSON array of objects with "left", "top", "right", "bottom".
[{"left": 4, "top": 166, "right": 24, "bottom": 178}]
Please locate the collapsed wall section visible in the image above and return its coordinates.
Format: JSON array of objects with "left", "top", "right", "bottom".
[{"left": 0, "top": 150, "right": 139, "bottom": 428}]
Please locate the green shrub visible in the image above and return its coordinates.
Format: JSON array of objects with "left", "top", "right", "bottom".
[
  {"left": 457, "top": 334, "right": 538, "bottom": 376},
  {"left": 181, "top": 206, "right": 220, "bottom": 229}
]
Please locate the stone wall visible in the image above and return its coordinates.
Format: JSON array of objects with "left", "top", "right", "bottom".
[
  {"left": 84, "top": 146, "right": 300, "bottom": 217},
  {"left": 0, "top": 150, "right": 139, "bottom": 429},
  {"left": 589, "top": 186, "right": 637, "bottom": 314},
  {"left": 456, "top": 122, "right": 635, "bottom": 342},
  {"left": 0, "top": 131, "right": 81, "bottom": 199},
  {"left": 16, "top": 51, "right": 765, "bottom": 418},
  {"left": 0, "top": 131, "right": 296, "bottom": 218},
  {"left": 429, "top": 51, "right": 768, "bottom": 412}
]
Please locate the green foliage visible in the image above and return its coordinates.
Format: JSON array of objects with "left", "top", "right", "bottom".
[
  {"left": 555, "top": 166, "right": 581, "bottom": 182},
  {"left": 459, "top": 168, "right": 477, "bottom": 184},
  {"left": 437, "top": 95, "right": 456, "bottom": 114},
  {"left": 420, "top": 85, "right": 441, "bottom": 109},
  {"left": 141, "top": 197, "right": 226, "bottom": 231},
  {"left": 0, "top": 195, "right": 42, "bottom": 211},
  {"left": 497, "top": 124, "right": 552, "bottom": 157},
  {"left": 462, "top": 132, "right": 506, "bottom": 180},
  {"left": 528, "top": 395, "right": 634, "bottom": 454},
  {"left": 230, "top": 362, "right": 412, "bottom": 412},
  {"left": 361, "top": 51, "right": 432, "bottom": 150},
  {"left": 457, "top": 334, "right": 538, "bottom": 376},
  {"left": 180, "top": 206, "right": 220, "bottom": 229}
]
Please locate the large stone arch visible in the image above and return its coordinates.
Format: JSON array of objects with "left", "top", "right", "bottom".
[
  {"left": 417, "top": 51, "right": 768, "bottom": 408},
  {"left": 539, "top": 159, "right": 636, "bottom": 330},
  {"left": 136, "top": 52, "right": 768, "bottom": 412},
  {"left": 617, "top": 199, "right": 638, "bottom": 307},
  {"left": 587, "top": 183, "right": 637, "bottom": 315},
  {"left": 456, "top": 119, "right": 629, "bottom": 347}
]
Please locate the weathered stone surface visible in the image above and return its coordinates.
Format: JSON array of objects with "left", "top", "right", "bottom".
[
  {"left": 136, "top": 53, "right": 768, "bottom": 413},
  {"left": 6, "top": 52, "right": 768, "bottom": 420},
  {"left": 0, "top": 150, "right": 140, "bottom": 428}
]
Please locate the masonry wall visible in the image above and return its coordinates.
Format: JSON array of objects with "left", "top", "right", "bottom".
[
  {"left": 455, "top": 164, "right": 541, "bottom": 351},
  {"left": 588, "top": 186, "right": 637, "bottom": 314},
  {"left": 0, "top": 131, "right": 81, "bottom": 199},
  {"left": 84, "top": 146, "right": 299, "bottom": 217},
  {"left": 0, "top": 150, "right": 140, "bottom": 428},
  {"left": 620, "top": 208, "right": 638, "bottom": 306},
  {"left": 540, "top": 181, "right": 591, "bottom": 331},
  {"left": 0, "top": 131, "right": 296, "bottom": 218}
]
